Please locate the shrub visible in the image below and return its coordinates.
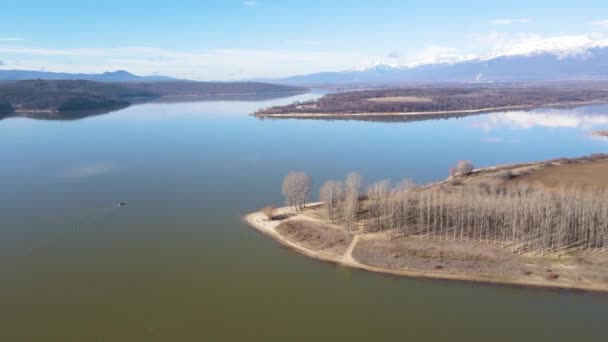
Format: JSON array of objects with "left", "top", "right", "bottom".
[
  {"left": 261, "top": 206, "right": 277, "bottom": 220},
  {"left": 456, "top": 160, "right": 474, "bottom": 175}
]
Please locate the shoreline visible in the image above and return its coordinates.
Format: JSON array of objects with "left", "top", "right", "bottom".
[
  {"left": 243, "top": 204, "right": 608, "bottom": 293},
  {"left": 160, "top": 90, "right": 306, "bottom": 98},
  {"left": 243, "top": 203, "right": 608, "bottom": 293},
  {"left": 244, "top": 205, "right": 608, "bottom": 294},
  {"left": 254, "top": 99, "right": 608, "bottom": 118},
  {"left": 591, "top": 130, "right": 608, "bottom": 137}
]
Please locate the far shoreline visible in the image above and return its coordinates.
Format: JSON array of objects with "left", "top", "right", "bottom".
[{"left": 254, "top": 99, "right": 608, "bottom": 119}]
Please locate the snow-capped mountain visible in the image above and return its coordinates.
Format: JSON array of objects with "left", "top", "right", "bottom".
[{"left": 279, "top": 46, "right": 608, "bottom": 85}]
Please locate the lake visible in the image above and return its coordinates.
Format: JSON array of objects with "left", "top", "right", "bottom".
[{"left": 1, "top": 93, "right": 608, "bottom": 341}]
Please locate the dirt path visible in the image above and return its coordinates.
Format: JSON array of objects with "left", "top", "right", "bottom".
[{"left": 343, "top": 235, "right": 360, "bottom": 264}]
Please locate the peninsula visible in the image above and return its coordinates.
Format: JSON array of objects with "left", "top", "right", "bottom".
[
  {"left": 246, "top": 154, "right": 608, "bottom": 292},
  {"left": 254, "top": 86, "right": 608, "bottom": 120}
]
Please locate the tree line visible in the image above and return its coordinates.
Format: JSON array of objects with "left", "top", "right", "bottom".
[{"left": 281, "top": 170, "right": 608, "bottom": 255}]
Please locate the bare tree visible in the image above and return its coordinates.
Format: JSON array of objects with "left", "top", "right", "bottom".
[
  {"left": 343, "top": 172, "right": 363, "bottom": 234},
  {"left": 281, "top": 171, "right": 312, "bottom": 211},
  {"left": 282, "top": 172, "right": 298, "bottom": 210},
  {"left": 295, "top": 172, "right": 312, "bottom": 210},
  {"left": 334, "top": 181, "right": 344, "bottom": 221},
  {"left": 367, "top": 180, "right": 390, "bottom": 228},
  {"left": 320, "top": 180, "right": 338, "bottom": 221}
]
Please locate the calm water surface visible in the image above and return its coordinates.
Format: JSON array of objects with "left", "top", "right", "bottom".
[{"left": 2, "top": 94, "right": 608, "bottom": 341}]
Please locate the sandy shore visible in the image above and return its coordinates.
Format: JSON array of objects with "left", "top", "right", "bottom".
[
  {"left": 245, "top": 203, "right": 608, "bottom": 293},
  {"left": 255, "top": 100, "right": 608, "bottom": 118}
]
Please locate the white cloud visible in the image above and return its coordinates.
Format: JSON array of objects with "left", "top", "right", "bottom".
[
  {"left": 2, "top": 30, "right": 608, "bottom": 80},
  {"left": 361, "top": 32, "right": 608, "bottom": 71},
  {"left": 402, "top": 45, "right": 474, "bottom": 67},
  {"left": 0, "top": 37, "right": 25, "bottom": 41},
  {"left": 473, "top": 32, "right": 608, "bottom": 59},
  {"left": 489, "top": 18, "right": 531, "bottom": 25},
  {"left": 387, "top": 50, "right": 400, "bottom": 59},
  {"left": 243, "top": 1, "right": 256, "bottom": 6},
  {"left": 0, "top": 45, "right": 381, "bottom": 80},
  {"left": 591, "top": 19, "right": 608, "bottom": 28}
]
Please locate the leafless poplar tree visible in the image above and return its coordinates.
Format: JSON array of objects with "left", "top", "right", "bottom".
[
  {"left": 282, "top": 171, "right": 312, "bottom": 211},
  {"left": 343, "top": 172, "right": 363, "bottom": 234},
  {"left": 320, "top": 180, "right": 342, "bottom": 222},
  {"left": 314, "top": 171, "right": 608, "bottom": 254}
]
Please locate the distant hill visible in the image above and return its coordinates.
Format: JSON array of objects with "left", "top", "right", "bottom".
[
  {"left": 0, "top": 80, "right": 306, "bottom": 118},
  {"left": 278, "top": 46, "right": 608, "bottom": 86},
  {"left": 0, "top": 69, "right": 179, "bottom": 82}
]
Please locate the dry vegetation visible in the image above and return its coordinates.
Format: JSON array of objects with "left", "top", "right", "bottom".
[
  {"left": 516, "top": 157, "right": 608, "bottom": 190},
  {"left": 276, "top": 220, "right": 352, "bottom": 255},
  {"left": 353, "top": 235, "right": 608, "bottom": 286}
]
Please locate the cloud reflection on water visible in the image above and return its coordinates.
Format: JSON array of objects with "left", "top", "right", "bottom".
[{"left": 473, "top": 106, "right": 608, "bottom": 131}]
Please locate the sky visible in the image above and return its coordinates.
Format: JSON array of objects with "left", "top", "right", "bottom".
[{"left": 1, "top": 0, "right": 608, "bottom": 80}]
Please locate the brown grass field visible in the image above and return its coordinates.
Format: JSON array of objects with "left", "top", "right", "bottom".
[{"left": 516, "top": 158, "right": 608, "bottom": 190}]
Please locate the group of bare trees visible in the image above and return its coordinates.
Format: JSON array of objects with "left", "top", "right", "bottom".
[
  {"left": 317, "top": 173, "right": 365, "bottom": 234},
  {"left": 319, "top": 180, "right": 343, "bottom": 222},
  {"left": 361, "top": 181, "right": 608, "bottom": 255},
  {"left": 281, "top": 172, "right": 312, "bottom": 211},
  {"left": 282, "top": 168, "right": 608, "bottom": 255}
]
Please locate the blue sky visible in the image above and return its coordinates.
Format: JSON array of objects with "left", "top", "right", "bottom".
[{"left": 1, "top": 0, "right": 608, "bottom": 80}]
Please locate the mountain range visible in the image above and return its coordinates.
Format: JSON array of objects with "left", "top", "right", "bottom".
[
  {"left": 277, "top": 46, "right": 608, "bottom": 86},
  {"left": 3, "top": 45, "right": 608, "bottom": 86},
  {"left": 0, "top": 69, "right": 179, "bottom": 82}
]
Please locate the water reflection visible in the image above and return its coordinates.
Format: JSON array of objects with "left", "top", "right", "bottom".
[
  {"left": 0, "top": 105, "right": 130, "bottom": 121},
  {"left": 0, "top": 92, "right": 309, "bottom": 122},
  {"left": 473, "top": 105, "right": 608, "bottom": 131}
]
